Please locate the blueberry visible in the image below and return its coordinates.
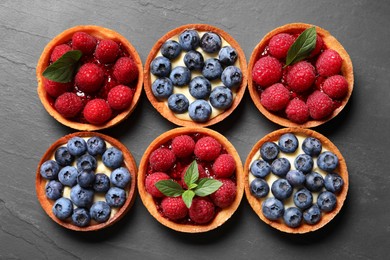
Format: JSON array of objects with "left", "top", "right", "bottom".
[
  {"left": 67, "top": 137, "right": 87, "bottom": 156},
  {"left": 221, "top": 66, "right": 242, "bottom": 89},
  {"left": 218, "top": 46, "right": 238, "bottom": 65},
  {"left": 105, "top": 187, "right": 127, "bottom": 207},
  {"left": 93, "top": 173, "right": 111, "bottom": 193},
  {"left": 188, "top": 100, "right": 212, "bottom": 122},
  {"left": 58, "top": 166, "right": 78, "bottom": 187},
  {"left": 150, "top": 56, "right": 171, "bottom": 77},
  {"left": 250, "top": 178, "right": 269, "bottom": 198},
  {"left": 184, "top": 50, "right": 204, "bottom": 70},
  {"left": 293, "top": 188, "right": 313, "bottom": 210},
  {"left": 271, "top": 158, "right": 291, "bottom": 177},
  {"left": 303, "top": 204, "right": 322, "bottom": 225},
  {"left": 86, "top": 136, "right": 106, "bottom": 156},
  {"left": 202, "top": 58, "right": 223, "bottom": 80},
  {"left": 45, "top": 180, "right": 63, "bottom": 200},
  {"left": 55, "top": 147, "right": 74, "bottom": 166},
  {"left": 77, "top": 154, "right": 97, "bottom": 172},
  {"left": 111, "top": 167, "right": 131, "bottom": 188},
  {"left": 278, "top": 133, "right": 299, "bottom": 153},
  {"left": 317, "top": 151, "right": 339, "bottom": 172},
  {"left": 77, "top": 170, "right": 96, "bottom": 188},
  {"left": 286, "top": 170, "right": 306, "bottom": 187},
  {"left": 209, "top": 86, "right": 233, "bottom": 110},
  {"left": 189, "top": 76, "right": 211, "bottom": 99},
  {"left": 305, "top": 172, "right": 324, "bottom": 192},
  {"left": 102, "top": 147, "right": 123, "bottom": 169},
  {"left": 302, "top": 137, "right": 322, "bottom": 156},
  {"left": 271, "top": 179, "right": 293, "bottom": 200},
  {"left": 52, "top": 197, "right": 73, "bottom": 220},
  {"left": 260, "top": 142, "right": 279, "bottom": 161},
  {"left": 283, "top": 207, "right": 303, "bottom": 228},
  {"left": 294, "top": 154, "right": 314, "bottom": 174},
  {"left": 317, "top": 191, "right": 337, "bottom": 212},
  {"left": 324, "top": 173, "right": 344, "bottom": 193},
  {"left": 200, "top": 32, "right": 222, "bottom": 53},
  {"left": 169, "top": 66, "right": 191, "bottom": 86},
  {"left": 250, "top": 159, "right": 271, "bottom": 178},
  {"left": 179, "top": 29, "right": 200, "bottom": 51},
  {"left": 161, "top": 40, "right": 182, "bottom": 59},
  {"left": 40, "top": 160, "right": 60, "bottom": 180},
  {"left": 168, "top": 93, "right": 189, "bottom": 113},
  {"left": 70, "top": 184, "right": 94, "bottom": 208},
  {"left": 71, "top": 208, "right": 91, "bottom": 227},
  {"left": 262, "top": 197, "right": 284, "bottom": 220},
  {"left": 152, "top": 77, "right": 173, "bottom": 99},
  {"left": 90, "top": 201, "right": 111, "bottom": 223}
]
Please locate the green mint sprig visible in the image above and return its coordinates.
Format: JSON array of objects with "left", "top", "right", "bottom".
[
  {"left": 285, "top": 26, "right": 317, "bottom": 67},
  {"left": 42, "top": 50, "right": 82, "bottom": 83}
]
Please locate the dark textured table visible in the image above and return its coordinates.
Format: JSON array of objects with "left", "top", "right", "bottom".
[{"left": 1, "top": 0, "right": 389, "bottom": 259}]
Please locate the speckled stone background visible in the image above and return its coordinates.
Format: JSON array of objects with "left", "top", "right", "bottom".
[{"left": 1, "top": 0, "right": 389, "bottom": 259}]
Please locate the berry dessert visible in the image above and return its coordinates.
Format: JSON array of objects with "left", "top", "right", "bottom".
[
  {"left": 248, "top": 23, "right": 354, "bottom": 128},
  {"left": 36, "top": 132, "right": 137, "bottom": 231},
  {"left": 36, "top": 25, "right": 143, "bottom": 131},
  {"left": 244, "top": 128, "right": 348, "bottom": 233},
  {"left": 138, "top": 127, "right": 244, "bottom": 233},
  {"left": 144, "top": 24, "right": 248, "bottom": 127}
]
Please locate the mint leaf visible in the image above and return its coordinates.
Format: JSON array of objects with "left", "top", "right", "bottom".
[
  {"left": 188, "top": 183, "right": 198, "bottom": 190},
  {"left": 285, "top": 27, "right": 317, "bottom": 67},
  {"left": 155, "top": 180, "right": 184, "bottom": 197},
  {"left": 42, "top": 50, "right": 82, "bottom": 83},
  {"left": 182, "top": 190, "right": 195, "bottom": 208},
  {"left": 184, "top": 160, "right": 199, "bottom": 188},
  {"left": 194, "top": 178, "right": 222, "bottom": 197}
]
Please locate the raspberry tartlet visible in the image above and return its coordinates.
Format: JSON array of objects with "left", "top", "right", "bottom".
[
  {"left": 144, "top": 24, "right": 248, "bottom": 127},
  {"left": 138, "top": 127, "right": 244, "bottom": 233},
  {"left": 36, "top": 25, "right": 143, "bottom": 131},
  {"left": 36, "top": 132, "right": 137, "bottom": 231},
  {"left": 244, "top": 128, "right": 348, "bottom": 233},
  {"left": 248, "top": 23, "right": 354, "bottom": 128}
]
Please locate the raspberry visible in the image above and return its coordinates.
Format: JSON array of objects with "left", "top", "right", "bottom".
[
  {"left": 252, "top": 56, "right": 282, "bottom": 88},
  {"left": 72, "top": 32, "right": 97, "bottom": 55},
  {"left": 171, "top": 135, "right": 195, "bottom": 158},
  {"left": 194, "top": 136, "right": 221, "bottom": 162},
  {"left": 285, "top": 98, "right": 310, "bottom": 124},
  {"left": 210, "top": 179, "right": 236, "bottom": 208},
  {"left": 113, "top": 57, "right": 138, "bottom": 84},
  {"left": 75, "top": 63, "right": 104, "bottom": 93},
  {"left": 189, "top": 197, "right": 215, "bottom": 224},
  {"left": 181, "top": 163, "right": 207, "bottom": 189},
  {"left": 316, "top": 49, "right": 342, "bottom": 77},
  {"left": 54, "top": 92, "right": 83, "bottom": 118},
  {"left": 286, "top": 61, "right": 316, "bottom": 93},
  {"left": 95, "top": 39, "right": 119, "bottom": 64},
  {"left": 310, "top": 34, "right": 324, "bottom": 58},
  {"left": 149, "top": 147, "right": 176, "bottom": 172},
  {"left": 268, "top": 33, "right": 295, "bottom": 59},
  {"left": 107, "top": 85, "right": 134, "bottom": 110},
  {"left": 83, "top": 99, "right": 112, "bottom": 125},
  {"left": 306, "top": 91, "right": 334, "bottom": 120},
  {"left": 260, "top": 83, "right": 290, "bottom": 111},
  {"left": 212, "top": 154, "right": 236, "bottom": 178},
  {"left": 161, "top": 197, "right": 188, "bottom": 220},
  {"left": 50, "top": 44, "right": 71, "bottom": 62},
  {"left": 43, "top": 78, "right": 72, "bottom": 98},
  {"left": 145, "top": 172, "right": 170, "bottom": 198},
  {"left": 322, "top": 75, "right": 348, "bottom": 99}
]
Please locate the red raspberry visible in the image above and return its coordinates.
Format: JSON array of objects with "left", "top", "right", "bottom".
[
  {"left": 75, "top": 63, "right": 104, "bottom": 93},
  {"left": 72, "top": 32, "right": 97, "bottom": 55},
  {"left": 171, "top": 135, "right": 195, "bottom": 158},
  {"left": 310, "top": 34, "right": 324, "bottom": 58},
  {"left": 107, "top": 85, "right": 134, "bottom": 110},
  {"left": 83, "top": 99, "right": 112, "bottom": 125},
  {"left": 285, "top": 98, "right": 310, "bottom": 124},
  {"left": 145, "top": 172, "right": 170, "bottom": 198},
  {"left": 210, "top": 179, "right": 237, "bottom": 208},
  {"left": 252, "top": 56, "right": 282, "bottom": 88},
  {"left": 260, "top": 83, "right": 290, "bottom": 111},
  {"left": 189, "top": 197, "right": 215, "bottom": 224},
  {"left": 286, "top": 61, "right": 316, "bottom": 93},
  {"left": 43, "top": 78, "right": 72, "bottom": 98},
  {"left": 322, "top": 75, "right": 348, "bottom": 99},
  {"left": 95, "top": 39, "right": 119, "bottom": 64},
  {"left": 50, "top": 44, "right": 71, "bottom": 62},
  {"left": 212, "top": 154, "right": 236, "bottom": 178},
  {"left": 161, "top": 197, "right": 188, "bottom": 220},
  {"left": 113, "top": 57, "right": 138, "bottom": 84},
  {"left": 54, "top": 92, "right": 83, "bottom": 118},
  {"left": 149, "top": 147, "right": 176, "bottom": 172},
  {"left": 181, "top": 163, "right": 207, "bottom": 189},
  {"left": 268, "top": 33, "right": 295, "bottom": 59},
  {"left": 306, "top": 91, "right": 334, "bottom": 120},
  {"left": 316, "top": 49, "right": 342, "bottom": 77},
  {"left": 194, "top": 136, "right": 221, "bottom": 162}
]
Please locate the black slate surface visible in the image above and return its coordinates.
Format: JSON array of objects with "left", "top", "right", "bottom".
[{"left": 1, "top": 0, "right": 389, "bottom": 259}]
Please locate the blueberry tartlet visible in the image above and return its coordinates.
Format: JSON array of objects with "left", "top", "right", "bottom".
[
  {"left": 138, "top": 127, "right": 244, "bottom": 233},
  {"left": 36, "top": 132, "right": 137, "bottom": 231},
  {"left": 144, "top": 24, "right": 247, "bottom": 127},
  {"left": 244, "top": 128, "right": 348, "bottom": 233},
  {"left": 36, "top": 25, "right": 143, "bottom": 131}
]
